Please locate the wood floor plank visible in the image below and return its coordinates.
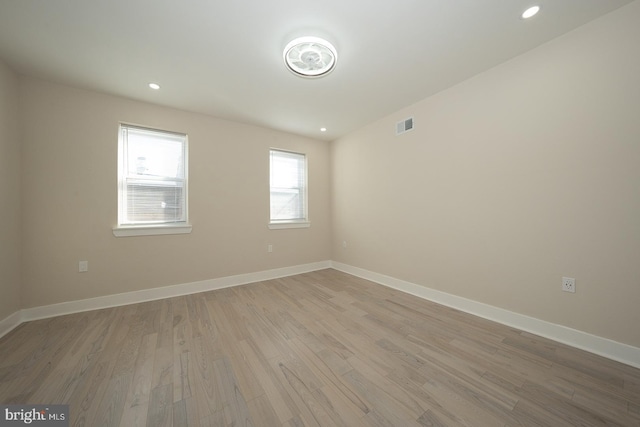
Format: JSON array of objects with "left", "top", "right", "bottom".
[
  {"left": 2, "top": 313, "right": 89, "bottom": 402},
  {"left": 215, "top": 356, "right": 255, "bottom": 426},
  {"left": 246, "top": 394, "right": 281, "bottom": 427},
  {"left": 171, "top": 396, "right": 198, "bottom": 427},
  {"left": 342, "top": 361, "right": 422, "bottom": 426},
  {"left": 518, "top": 380, "right": 623, "bottom": 426},
  {"left": 146, "top": 383, "right": 173, "bottom": 427},
  {"left": 1, "top": 269, "right": 638, "bottom": 426},
  {"left": 275, "top": 358, "right": 338, "bottom": 427},
  {"left": 90, "top": 372, "right": 131, "bottom": 427},
  {"left": 237, "top": 338, "right": 293, "bottom": 424},
  {"left": 67, "top": 359, "right": 117, "bottom": 426},
  {"left": 287, "top": 336, "right": 368, "bottom": 415},
  {"left": 27, "top": 313, "right": 112, "bottom": 405},
  {"left": 151, "top": 322, "right": 174, "bottom": 389},
  {"left": 68, "top": 307, "right": 134, "bottom": 426},
  {"left": 119, "top": 332, "right": 158, "bottom": 427},
  {"left": 190, "top": 335, "right": 223, "bottom": 419},
  {"left": 216, "top": 332, "right": 266, "bottom": 402},
  {"left": 172, "top": 319, "right": 194, "bottom": 404}
]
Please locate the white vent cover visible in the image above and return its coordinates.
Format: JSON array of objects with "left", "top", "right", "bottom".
[{"left": 396, "top": 117, "right": 414, "bottom": 135}]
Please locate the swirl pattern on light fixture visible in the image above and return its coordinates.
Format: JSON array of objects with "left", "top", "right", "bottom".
[{"left": 283, "top": 36, "right": 337, "bottom": 78}]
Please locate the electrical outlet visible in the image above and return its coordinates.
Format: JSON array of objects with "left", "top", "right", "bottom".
[
  {"left": 79, "top": 260, "right": 89, "bottom": 273},
  {"left": 267, "top": 244, "right": 273, "bottom": 253},
  {"left": 562, "top": 277, "right": 575, "bottom": 293}
]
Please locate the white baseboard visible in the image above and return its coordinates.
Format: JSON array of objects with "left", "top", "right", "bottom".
[
  {"left": 0, "top": 310, "right": 23, "bottom": 340},
  {"left": 331, "top": 261, "right": 640, "bottom": 370},
  {"left": 17, "top": 261, "right": 331, "bottom": 324},
  {"left": 3, "top": 259, "right": 639, "bottom": 370}
]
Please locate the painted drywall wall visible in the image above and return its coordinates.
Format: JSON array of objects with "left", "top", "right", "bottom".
[
  {"left": 332, "top": 2, "right": 640, "bottom": 348},
  {"left": 19, "top": 78, "right": 331, "bottom": 308},
  {"left": 0, "top": 60, "right": 21, "bottom": 321}
]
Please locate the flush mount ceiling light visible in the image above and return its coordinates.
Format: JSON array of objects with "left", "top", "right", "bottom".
[
  {"left": 522, "top": 5, "right": 541, "bottom": 19},
  {"left": 283, "top": 36, "right": 337, "bottom": 78},
  {"left": 148, "top": 83, "right": 160, "bottom": 90}
]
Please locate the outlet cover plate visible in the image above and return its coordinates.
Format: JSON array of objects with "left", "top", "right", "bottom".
[
  {"left": 79, "top": 260, "right": 89, "bottom": 272},
  {"left": 562, "top": 277, "right": 575, "bottom": 293}
]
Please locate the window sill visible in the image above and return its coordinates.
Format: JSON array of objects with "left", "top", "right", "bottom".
[
  {"left": 268, "top": 221, "right": 310, "bottom": 230},
  {"left": 113, "top": 224, "right": 193, "bottom": 237}
]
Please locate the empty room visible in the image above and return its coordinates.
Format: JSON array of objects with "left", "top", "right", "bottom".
[{"left": 1, "top": 0, "right": 639, "bottom": 426}]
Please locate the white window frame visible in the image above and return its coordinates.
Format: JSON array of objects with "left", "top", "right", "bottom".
[
  {"left": 269, "top": 148, "right": 310, "bottom": 229},
  {"left": 113, "top": 124, "right": 192, "bottom": 237}
]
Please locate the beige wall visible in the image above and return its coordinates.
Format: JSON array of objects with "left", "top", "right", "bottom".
[
  {"left": 6, "top": 2, "right": 640, "bottom": 352},
  {"left": 332, "top": 2, "right": 640, "bottom": 347},
  {"left": 0, "top": 60, "right": 21, "bottom": 321},
  {"left": 19, "top": 78, "right": 331, "bottom": 308}
]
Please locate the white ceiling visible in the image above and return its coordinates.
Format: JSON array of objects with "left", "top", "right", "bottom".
[{"left": 0, "top": 0, "right": 634, "bottom": 141}]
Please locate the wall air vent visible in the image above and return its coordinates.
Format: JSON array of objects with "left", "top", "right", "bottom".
[{"left": 396, "top": 117, "right": 414, "bottom": 135}]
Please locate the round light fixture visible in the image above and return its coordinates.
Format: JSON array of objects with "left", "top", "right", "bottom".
[
  {"left": 320, "top": 127, "right": 327, "bottom": 132},
  {"left": 283, "top": 36, "right": 337, "bottom": 78},
  {"left": 522, "top": 5, "right": 540, "bottom": 19},
  {"left": 148, "top": 83, "right": 160, "bottom": 90}
]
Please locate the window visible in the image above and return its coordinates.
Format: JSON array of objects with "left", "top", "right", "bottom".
[
  {"left": 114, "top": 124, "right": 191, "bottom": 237},
  {"left": 269, "top": 149, "right": 309, "bottom": 229}
]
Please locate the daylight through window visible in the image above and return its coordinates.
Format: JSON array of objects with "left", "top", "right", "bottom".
[
  {"left": 118, "top": 124, "right": 188, "bottom": 227},
  {"left": 270, "top": 149, "right": 307, "bottom": 224}
]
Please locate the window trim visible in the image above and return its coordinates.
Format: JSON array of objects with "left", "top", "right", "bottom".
[
  {"left": 269, "top": 148, "right": 310, "bottom": 229},
  {"left": 113, "top": 223, "right": 192, "bottom": 237},
  {"left": 113, "top": 123, "right": 191, "bottom": 237},
  {"left": 268, "top": 220, "right": 310, "bottom": 230}
]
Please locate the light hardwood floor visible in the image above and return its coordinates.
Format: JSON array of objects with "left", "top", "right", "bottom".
[{"left": 1, "top": 269, "right": 639, "bottom": 426}]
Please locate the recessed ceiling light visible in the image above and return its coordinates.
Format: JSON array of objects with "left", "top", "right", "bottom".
[
  {"left": 522, "top": 5, "right": 541, "bottom": 19},
  {"left": 320, "top": 127, "right": 327, "bottom": 132},
  {"left": 148, "top": 83, "right": 160, "bottom": 90},
  {"left": 283, "top": 36, "right": 337, "bottom": 78}
]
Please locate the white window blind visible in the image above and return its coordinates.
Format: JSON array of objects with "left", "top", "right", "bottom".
[
  {"left": 118, "top": 124, "right": 188, "bottom": 226},
  {"left": 270, "top": 149, "right": 307, "bottom": 223}
]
